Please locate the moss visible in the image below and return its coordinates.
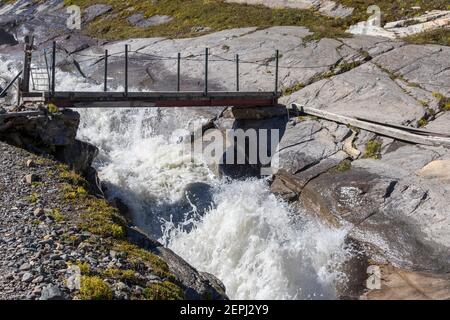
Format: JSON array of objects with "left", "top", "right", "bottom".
[
  {"left": 32, "top": 219, "right": 43, "bottom": 225},
  {"left": 77, "top": 261, "right": 91, "bottom": 275},
  {"left": 78, "top": 276, "right": 113, "bottom": 300},
  {"left": 47, "top": 103, "right": 59, "bottom": 114},
  {"left": 404, "top": 29, "right": 450, "bottom": 46},
  {"left": 113, "top": 241, "right": 174, "bottom": 280},
  {"left": 282, "top": 82, "right": 305, "bottom": 96},
  {"left": 419, "top": 100, "right": 428, "bottom": 108},
  {"left": 433, "top": 92, "right": 450, "bottom": 111},
  {"left": 337, "top": 61, "right": 362, "bottom": 74},
  {"left": 363, "top": 140, "right": 382, "bottom": 159},
  {"left": 103, "top": 268, "right": 137, "bottom": 282},
  {"left": 143, "top": 281, "right": 184, "bottom": 300},
  {"left": 78, "top": 197, "right": 126, "bottom": 239},
  {"left": 58, "top": 165, "right": 88, "bottom": 188},
  {"left": 50, "top": 208, "right": 65, "bottom": 222},
  {"left": 28, "top": 192, "right": 39, "bottom": 203},
  {"left": 417, "top": 117, "right": 429, "bottom": 127},
  {"left": 296, "top": 115, "right": 318, "bottom": 122},
  {"left": 331, "top": 159, "right": 352, "bottom": 173}
]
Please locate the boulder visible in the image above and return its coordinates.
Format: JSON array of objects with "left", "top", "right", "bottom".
[
  {"left": 298, "top": 144, "right": 450, "bottom": 273},
  {"left": 55, "top": 140, "right": 99, "bottom": 174},
  {"left": 0, "top": 109, "right": 80, "bottom": 147},
  {"left": 271, "top": 118, "right": 350, "bottom": 174},
  {"left": 40, "top": 285, "right": 65, "bottom": 300},
  {"left": 83, "top": 4, "right": 113, "bottom": 24},
  {"left": 127, "top": 14, "right": 173, "bottom": 28},
  {"left": 417, "top": 160, "right": 450, "bottom": 182}
]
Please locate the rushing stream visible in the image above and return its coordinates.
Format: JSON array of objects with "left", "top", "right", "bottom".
[{"left": 1, "top": 56, "right": 352, "bottom": 300}]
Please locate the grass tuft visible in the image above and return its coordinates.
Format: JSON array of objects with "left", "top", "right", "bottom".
[
  {"left": 143, "top": 281, "right": 184, "bottom": 300},
  {"left": 79, "top": 276, "right": 113, "bottom": 300},
  {"left": 363, "top": 140, "right": 382, "bottom": 159}
]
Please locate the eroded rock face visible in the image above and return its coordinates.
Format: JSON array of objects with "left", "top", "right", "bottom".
[
  {"left": 0, "top": 110, "right": 80, "bottom": 147},
  {"left": 0, "top": 109, "right": 98, "bottom": 174},
  {"left": 295, "top": 144, "right": 450, "bottom": 273}
]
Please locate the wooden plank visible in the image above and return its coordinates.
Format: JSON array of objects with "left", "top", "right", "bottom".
[
  {"left": 294, "top": 104, "right": 450, "bottom": 147},
  {"left": 354, "top": 116, "right": 450, "bottom": 138}
]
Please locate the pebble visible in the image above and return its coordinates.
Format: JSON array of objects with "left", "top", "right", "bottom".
[
  {"left": 24, "top": 174, "right": 40, "bottom": 184},
  {"left": 19, "top": 263, "right": 31, "bottom": 271},
  {"left": 22, "top": 272, "right": 33, "bottom": 282}
]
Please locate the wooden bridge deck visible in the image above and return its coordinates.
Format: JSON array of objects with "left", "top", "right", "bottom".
[{"left": 21, "top": 91, "right": 280, "bottom": 108}]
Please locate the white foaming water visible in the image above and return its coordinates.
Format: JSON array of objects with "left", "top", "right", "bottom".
[
  {"left": 1, "top": 61, "right": 352, "bottom": 299},
  {"left": 161, "top": 179, "right": 350, "bottom": 300}
]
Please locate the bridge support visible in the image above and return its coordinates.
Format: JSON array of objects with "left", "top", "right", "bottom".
[{"left": 20, "top": 35, "right": 34, "bottom": 94}]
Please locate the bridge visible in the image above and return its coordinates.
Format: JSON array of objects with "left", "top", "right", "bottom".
[{"left": 2, "top": 36, "right": 280, "bottom": 109}]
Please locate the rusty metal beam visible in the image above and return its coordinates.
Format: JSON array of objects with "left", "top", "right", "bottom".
[{"left": 22, "top": 91, "right": 279, "bottom": 108}]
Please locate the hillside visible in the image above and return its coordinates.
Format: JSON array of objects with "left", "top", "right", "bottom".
[{"left": 61, "top": 0, "right": 450, "bottom": 44}]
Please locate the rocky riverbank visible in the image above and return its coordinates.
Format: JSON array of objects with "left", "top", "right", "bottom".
[{"left": 0, "top": 109, "right": 227, "bottom": 300}]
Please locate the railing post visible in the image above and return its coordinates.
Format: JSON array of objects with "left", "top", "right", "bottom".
[
  {"left": 204, "top": 47, "right": 208, "bottom": 96},
  {"left": 51, "top": 41, "right": 56, "bottom": 96},
  {"left": 21, "top": 35, "right": 34, "bottom": 94},
  {"left": 125, "top": 44, "right": 129, "bottom": 96},
  {"left": 236, "top": 54, "right": 239, "bottom": 92},
  {"left": 104, "top": 50, "right": 108, "bottom": 92},
  {"left": 177, "top": 52, "right": 181, "bottom": 92},
  {"left": 274, "top": 49, "right": 279, "bottom": 95},
  {"left": 43, "top": 49, "right": 50, "bottom": 91},
  {"left": 124, "top": 45, "right": 129, "bottom": 96}
]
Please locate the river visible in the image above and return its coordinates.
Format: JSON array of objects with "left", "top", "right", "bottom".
[{"left": 1, "top": 55, "right": 352, "bottom": 300}]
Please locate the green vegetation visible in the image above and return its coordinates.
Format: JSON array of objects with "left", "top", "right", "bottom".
[
  {"left": 54, "top": 163, "right": 180, "bottom": 285},
  {"left": 79, "top": 276, "right": 113, "bottom": 300},
  {"left": 433, "top": 92, "right": 450, "bottom": 111},
  {"left": 103, "top": 268, "right": 137, "bottom": 282},
  {"left": 363, "top": 139, "right": 382, "bottom": 159},
  {"left": 49, "top": 208, "right": 65, "bottom": 222},
  {"left": 113, "top": 241, "right": 175, "bottom": 280},
  {"left": 58, "top": 165, "right": 88, "bottom": 188},
  {"left": 64, "top": 0, "right": 347, "bottom": 40},
  {"left": 47, "top": 103, "right": 59, "bottom": 114},
  {"left": 143, "top": 281, "right": 184, "bottom": 300},
  {"left": 61, "top": 0, "right": 449, "bottom": 44},
  {"left": 282, "top": 82, "right": 305, "bottom": 96},
  {"left": 331, "top": 159, "right": 352, "bottom": 173},
  {"left": 405, "top": 29, "right": 450, "bottom": 46},
  {"left": 76, "top": 261, "right": 91, "bottom": 275},
  {"left": 28, "top": 192, "right": 39, "bottom": 203},
  {"left": 417, "top": 117, "right": 429, "bottom": 127}
]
